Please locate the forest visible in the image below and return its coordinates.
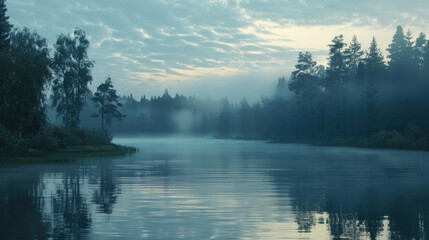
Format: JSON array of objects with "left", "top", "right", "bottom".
[
  {"left": 0, "top": 0, "right": 126, "bottom": 155},
  {"left": 76, "top": 26, "right": 429, "bottom": 150},
  {"left": 1, "top": 0, "right": 429, "bottom": 154}
]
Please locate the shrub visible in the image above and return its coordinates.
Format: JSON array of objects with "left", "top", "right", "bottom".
[{"left": 0, "top": 124, "right": 19, "bottom": 154}]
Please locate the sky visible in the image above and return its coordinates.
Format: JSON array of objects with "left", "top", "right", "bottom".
[{"left": 6, "top": 0, "right": 429, "bottom": 102}]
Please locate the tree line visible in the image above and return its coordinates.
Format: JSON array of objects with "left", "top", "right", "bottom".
[
  {"left": 74, "top": 25, "right": 429, "bottom": 150},
  {"left": 2, "top": 0, "right": 429, "bottom": 150}
]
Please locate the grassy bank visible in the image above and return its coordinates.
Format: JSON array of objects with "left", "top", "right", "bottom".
[{"left": 0, "top": 124, "right": 137, "bottom": 162}]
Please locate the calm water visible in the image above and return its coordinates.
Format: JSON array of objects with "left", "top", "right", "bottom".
[{"left": 1, "top": 137, "right": 429, "bottom": 240}]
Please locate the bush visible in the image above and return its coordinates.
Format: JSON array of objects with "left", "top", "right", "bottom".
[
  {"left": 25, "top": 124, "right": 113, "bottom": 152},
  {"left": 403, "top": 121, "right": 425, "bottom": 140},
  {"left": 362, "top": 127, "right": 428, "bottom": 150},
  {"left": 0, "top": 124, "right": 20, "bottom": 154},
  {"left": 31, "top": 124, "right": 60, "bottom": 151},
  {"left": 76, "top": 128, "right": 112, "bottom": 146}
]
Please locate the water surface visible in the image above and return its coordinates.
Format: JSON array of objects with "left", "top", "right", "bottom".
[{"left": 1, "top": 137, "right": 429, "bottom": 240}]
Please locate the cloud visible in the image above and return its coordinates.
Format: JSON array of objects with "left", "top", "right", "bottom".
[{"left": 6, "top": 0, "right": 429, "bottom": 100}]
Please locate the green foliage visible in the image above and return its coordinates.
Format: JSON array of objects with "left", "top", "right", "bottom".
[
  {"left": 288, "top": 52, "right": 322, "bottom": 102},
  {"left": 3, "top": 28, "right": 51, "bottom": 135},
  {"left": 344, "top": 35, "right": 363, "bottom": 74},
  {"left": 91, "top": 76, "right": 125, "bottom": 131},
  {"left": 0, "top": 124, "right": 19, "bottom": 154},
  {"left": 0, "top": 0, "right": 12, "bottom": 50},
  {"left": 2, "top": 124, "right": 114, "bottom": 154},
  {"left": 364, "top": 37, "right": 385, "bottom": 84},
  {"left": 388, "top": 26, "right": 418, "bottom": 83},
  {"left": 357, "top": 123, "right": 428, "bottom": 150},
  {"left": 51, "top": 28, "right": 94, "bottom": 129},
  {"left": 403, "top": 122, "right": 425, "bottom": 140}
]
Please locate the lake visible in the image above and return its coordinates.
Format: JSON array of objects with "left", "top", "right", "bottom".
[{"left": 1, "top": 137, "right": 429, "bottom": 240}]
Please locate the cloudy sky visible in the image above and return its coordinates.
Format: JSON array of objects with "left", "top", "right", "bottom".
[{"left": 6, "top": 0, "right": 429, "bottom": 101}]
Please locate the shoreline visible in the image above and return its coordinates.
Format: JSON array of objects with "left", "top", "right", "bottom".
[{"left": 0, "top": 144, "right": 138, "bottom": 164}]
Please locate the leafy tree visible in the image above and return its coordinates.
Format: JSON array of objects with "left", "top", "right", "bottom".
[
  {"left": 91, "top": 77, "right": 124, "bottom": 132},
  {"left": 0, "top": 0, "right": 12, "bottom": 51},
  {"left": 51, "top": 28, "right": 94, "bottom": 128},
  {"left": 3, "top": 28, "right": 51, "bottom": 136}
]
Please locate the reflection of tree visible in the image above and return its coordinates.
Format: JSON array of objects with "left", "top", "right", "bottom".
[
  {"left": 295, "top": 210, "right": 316, "bottom": 232},
  {"left": 92, "top": 160, "right": 119, "bottom": 214},
  {"left": 51, "top": 170, "right": 92, "bottom": 239},
  {"left": 0, "top": 160, "right": 123, "bottom": 240},
  {"left": 0, "top": 171, "right": 50, "bottom": 240},
  {"left": 268, "top": 154, "right": 429, "bottom": 239}
]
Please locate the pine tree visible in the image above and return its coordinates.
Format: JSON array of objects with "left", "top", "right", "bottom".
[
  {"left": 387, "top": 26, "right": 416, "bottom": 83},
  {"left": 0, "top": 0, "right": 12, "bottom": 123},
  {"left": 326, "top": 35, "right": 347, "bottom": 92},
  {"left": 91, "top": 76, "right": 124, "bottom": 131},
  {"left": 326, "top": 35, "right": 347, "bottom": 137},
  {"left": 423, "top": 39, "right": 429, "bottom": 82},
  {"left": 364, "top": 37, "right": 385, "bottom": 84},
  {"left": 288, "top": 52, "right": 321, "bottom": 102},
  {"left": 344, "top": 35, "right": 363, "bottom": 75},
  {"left": 362, "top": 82, "right": 381, "bottom": 135},
  {"left": 0, "top": 0, "right": 12, "bottom": 51},
  {"left": 388, "top": 26, "right": 406, "bottom": 67},
  {"left": 414, "top": 32, "right": 427, "bottom": 78}
]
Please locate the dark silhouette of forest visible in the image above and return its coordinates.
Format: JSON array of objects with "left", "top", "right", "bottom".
[
  {"left": 73, "top": 26, "right": 429, "bottom": 150},
  {"left": 0, "top": 0, "right": 125, "bottom": 154},
  {"left": 1, "top": 0, "right": 429, "bottom": 152}
]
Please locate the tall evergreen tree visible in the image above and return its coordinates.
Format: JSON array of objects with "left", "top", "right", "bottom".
[
  {"left": 362, "top": 83, "right": 381, "bottom": 136},
  {"left": 0, "top": 0, "right": 12, "bottom": 124},
  {"left": 388, "top": 26, "right": 406, "bottom": 67},
  {"left": 364, "top": 37, "right": 385, "bottom": 84},
  {"left": 51, "top": 28, "right": 94, "bottom": 128},
  {"left": 344, "top": 35, "right": 363, "bottom": 76},
  {"left": 387, "top": 26, "right": 416, "bottom": 83},
  {"left": 0, "top": 0, "right": 12, "bottom": 51},
  {"left": 414, "top": 32, "right": 427, "bottom": 78},
  {"left": 326, "top": 35, "right": 347, "bottom": 137},
  {"left": 423, "top": 39, "right": 429, "bottom": 82},
  {"left": 326, "top": 35, "right": 347, "bottom": 91},
  {"left": 91, "top": 76, "right": 124, "bottom": 132},
  {"left": 288, "top": 52, "right": 321, "bottom": 102}
]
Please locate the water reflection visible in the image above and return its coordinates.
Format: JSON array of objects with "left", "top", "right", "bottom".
[{"left": 0, "top": 138, "right": 429, "bottom": 239}]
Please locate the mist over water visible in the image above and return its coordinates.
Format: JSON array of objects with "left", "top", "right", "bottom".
[{"left": 1, "top": 137, "right": 429, "bottom": 239}]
